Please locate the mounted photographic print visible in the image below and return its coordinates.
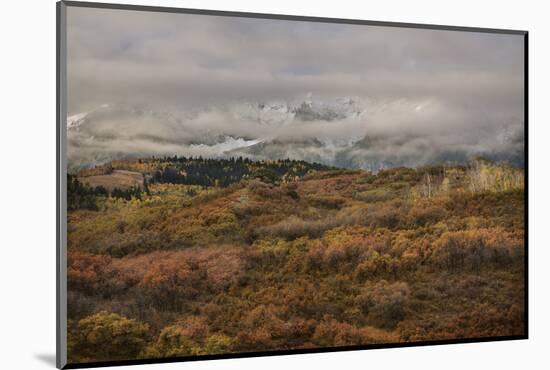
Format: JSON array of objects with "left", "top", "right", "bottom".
[{"left": 56, "top": 1, "right": 528, "bottom": 368}]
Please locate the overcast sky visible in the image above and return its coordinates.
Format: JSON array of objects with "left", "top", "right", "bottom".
[{"left": 66, "top": 6, "right": 524, "bottom": 167}]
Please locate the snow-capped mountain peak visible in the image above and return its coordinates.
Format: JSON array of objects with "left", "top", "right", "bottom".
[{"left": 67, "top": 104, "right": 111, "bottom": 130}]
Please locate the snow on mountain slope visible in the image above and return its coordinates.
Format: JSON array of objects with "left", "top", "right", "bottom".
[
  {"left": 65, "top": 96, "right": 524, "bottom": 171},
  {"left": 67, "top": 104, "right": 111, "bottom": 131},
  {"left": 67, "top": 112, "right": 89, "bottom": 130}
]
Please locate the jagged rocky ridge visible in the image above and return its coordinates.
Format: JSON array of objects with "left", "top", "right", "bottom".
[{"left": 67, "top": 97, "right": 524, "bottom": 171}]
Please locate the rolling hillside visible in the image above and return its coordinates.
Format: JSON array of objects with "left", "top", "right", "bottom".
[{"left": 66, "top": 157, "right": 525, "bottom": 363}]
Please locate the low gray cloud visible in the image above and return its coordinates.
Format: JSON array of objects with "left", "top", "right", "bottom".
[{"left": 66, "top": 6, "right": 524, "bottom": 169}]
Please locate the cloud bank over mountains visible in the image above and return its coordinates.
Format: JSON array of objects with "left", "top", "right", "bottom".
[{"left": 66, "top": 7, "right": 524, "bottom": 170}]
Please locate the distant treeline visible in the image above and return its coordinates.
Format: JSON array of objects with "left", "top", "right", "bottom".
[
  {"left": 68, "top": 157, "right": 334, "bottom": 210},
  {"left": 67, "top": 174, "right": 143, "bottom": 210},
  {"left": 150, "top": 156, "right": 332, "bottom": 187}
]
